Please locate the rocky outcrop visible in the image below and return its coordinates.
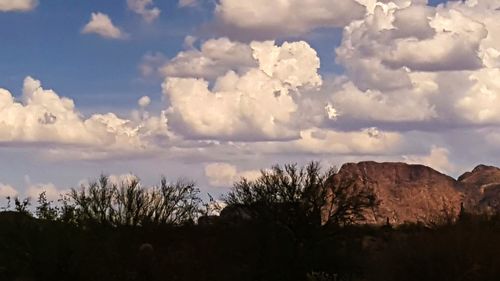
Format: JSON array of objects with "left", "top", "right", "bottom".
[
  {"left": 219, "top": 162, "right": 500, "bottom": 226},
  {"left": 324, "top": 161, "right": 464, "bottom": 225},
  {"left": 458, "top": 165, "right": 500, "bottom": 213}
]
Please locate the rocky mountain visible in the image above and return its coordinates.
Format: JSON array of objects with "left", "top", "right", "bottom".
[
  {"left": 323, "top": 161, "right": 500, "bottom": 225},
  {"left": 458, "top": 164, "right": 500, "bottom": 213}
]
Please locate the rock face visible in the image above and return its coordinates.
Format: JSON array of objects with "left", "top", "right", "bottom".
[
  {"left": 324, "top": 161, "right": 464, "bottom": 225},
  {"left": 458, "top": 165, "right": 500, "bottom": 213}
]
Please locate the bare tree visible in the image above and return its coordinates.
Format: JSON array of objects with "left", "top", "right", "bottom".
[
  {"left": 223, "top": 162, "right": 335, "bottom": 226},
  {"left": 224, "top": 161, "right": 379, "bottom": 226},
  {"left": 67, "top": 175, "right": 202, "bottom": 226},
  {"left": 36, "top": 192, "right": 59, "bottom": 220},
  {"left": 323, "top": 178, "right": 379, "bottom": 226}
]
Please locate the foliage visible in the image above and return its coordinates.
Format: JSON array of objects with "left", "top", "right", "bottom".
[
  {"left": 13, "top": 197, "right": 31, "bottom": 216},
  {"left": 68, "top": 175, "right": 202, "bottom": 226},
  {"left": 36, "top": 192, "right": 59, "bottom": 221},
  {"left": 224, "top": 161, "right": 378, "bottom": 226},
  {"left": 3, "top": 164, "right": 500, "bottom": 281}
]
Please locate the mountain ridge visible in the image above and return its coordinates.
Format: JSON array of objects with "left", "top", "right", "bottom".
[{"left": 323, "top": 161, "right": 500, "bottom": 225}]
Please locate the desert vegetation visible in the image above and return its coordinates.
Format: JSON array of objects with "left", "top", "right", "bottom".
[{"left": 1, "top": 162, "right": 500, "bottom": 281}]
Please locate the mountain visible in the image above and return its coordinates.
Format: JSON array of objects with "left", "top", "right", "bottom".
[
  {"left": 458, "top": 164, "right": 500, "bottom": 213},
  {"left": 323, "top": 161, "right": 465, "bottom": 225}
]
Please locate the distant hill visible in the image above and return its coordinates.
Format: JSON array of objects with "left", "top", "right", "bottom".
[{"left": 322, "top": 161, "right": 500, "bottom": 225}]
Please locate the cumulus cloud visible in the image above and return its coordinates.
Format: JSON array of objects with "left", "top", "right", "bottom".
[
  {"left": 404, "top": 146, "right": 455, "bottom": 174},
  {"left": 160, "top": 37, "right": 257, "bottom": 80},
  {"left": 26, "top": 182, "right": 66, "bottom": 201},
  {"left": 108, "top": 173, "right": 140, "bottom": 186},
  {"left": 82, "top": 12, "right": 127, "bottom": 39},
  {"left": 214, "top": 0, "right": 366, "bottom": 38},
  {"left": 127, "top": 0, "right": 160, "bottom": 23},
  {"left": 205, "top": 163, "right": 260, "bottom": 187},
  {"left": 162, "top": 40, "right": 322, "bottom": 141},
  {"left": 0, "top": 183, "right": 18, "bottom": 197},
  {"left": 248, "top": 127, "right": 403, "bottom": 156},
  {"left": 0, "top": 76, "right": 169, "bottom": 156},
  {"left": 138, "top": 96, "right": 151, "bottom": 108},
  {"left": 329, "top": 0, "right": 500, "bottom": 127},
  {"left": 0, "top": 0, "right": 37, "bottom": 12},
  {"left": 336, "top": 1, "right": 486, "bottom": 89},
  {"left": 329, "top": 79, "right": 437, "bottom": 123},
  {"left": 7, "top": 0, "right": 500, "bottom": 183},
  {"left": 139, "top": 52, "right": 168, "bottom": 78}
]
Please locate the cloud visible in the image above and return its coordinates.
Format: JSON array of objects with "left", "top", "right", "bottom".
[
  {"left": 82, "top": 12, "right": 127, "bottom": 39},
  {"left": 139, "top": 52, "right": 168, "bottom": 78},
  {"left": 214, "top": 0, "right": 366, "bottom": 38},
  {"left": 404, "top": 146, "right": 455, "bottom": 174},
  {"left": 329, "top": 78, "right": 437, "bottom": 123},
  {"left": 26, "top": 182, "right": 66, "bottom": 201},
  {"left": 127, "top": 0, "right": 160, "bottom": 23},
  {"left": 204, "top": 163, "right": 260, "bottom": 187},
  {"left": 0, "top": 0, "right": 37, "bottom": 12},
  {"left": 108, "top": 173, "right": 140, "bottom": 186},
  {"left": 0, "top": 76, "right": 169, "bottom": 156},
  {"left": 0, "top": 183, "right": 18, "bottom": 198},
  {"left": 160, "top": 37, "right": 257, "bottom": 80},
  {"left": 328, "top": 0, "right": 500, "bottom": 127},
  {"left": 248, "top": 127, "right": 404, "bottom": 156},
  {"left": 162, "top": 40, "right": 322, "bottom": 141},
  {"left": 138, "top": 96, "right": 151, "bottom": 108},
  {"left": 179, "top": 0, "right": 197, "bottom": 8}
]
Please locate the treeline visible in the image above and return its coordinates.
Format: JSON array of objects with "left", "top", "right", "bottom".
[
  {"left": 2, "top": 176, "right": 203, "bottom": 226},
  {"left": 1, "top": 162, "right": 376, "bottom": 228},
  {"left": 2, "top": 162, "right": 500, "bottom": 281}
]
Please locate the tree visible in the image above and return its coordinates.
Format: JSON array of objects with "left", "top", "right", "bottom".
[
  {"left": 13, "top": 197, "right": 31, "bottom": 216},
  {"left": 36, "top": 192, "right": 59, "bottom": 220},
  {"left": 323, "top": 178, "right": 379, "bottom": 226},
  {"left": 224, "top": 161, "right": 379, "bottom": 227},
  {"left": 146, "top": 177, "right": 202, "bottom": 225},
  {"left": 67, "top": 175, "right": 202, "bottom": 226},
  {"left": 223, "top": 162, "right": 335, "bottom": 226}
]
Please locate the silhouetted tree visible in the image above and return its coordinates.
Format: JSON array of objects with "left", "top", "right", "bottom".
[
  {"left": 68, "top": 175, "right": 202, "bottom": 226},
  {"left": 323, "top": 178, "right": 379, "bottom": 226},
  {"left": 224, "top": 162, "right": 333, "bottom": 226},
  {"left": 147, "top": 177, "right": 202, "bottom": 225},
  {"left": 13, "top": 197, "right": 31, "bottom": 216},
  {"left": 224, "top": 161, "right": 378, "bottom": 227},
  {"left": 35, "top": 192, "right": 59, "bottom": 221}
]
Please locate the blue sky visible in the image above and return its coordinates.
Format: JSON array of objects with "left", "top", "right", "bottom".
[
  {"left": 4, "top": 0, "right": 500, "bottom": 201},
  {"left": 0, "top": 0, "right": 206, "bottom": 109}
]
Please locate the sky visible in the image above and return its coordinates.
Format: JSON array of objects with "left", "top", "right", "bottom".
[{"left": 2, "top": 0, "right": 500, "bottom": 201}]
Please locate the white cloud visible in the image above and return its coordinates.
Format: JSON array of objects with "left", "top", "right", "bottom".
[
  {"left": 162, "top": 40, "right": 322, "bottom": 141},
  {"left": 138, "top": 96, "right": 151, "bottom": 108},
  {"left": 0, "top": 183, "right": 18, "bottom": 198},
  {"left": 252, "top": 127, "right": 403, "bottom": 155},
  {"left": 0, "top": 0, "right": 37, "bottom": 12},
  {"left": 214, "top": 0, "right": 366, "bottom": 38},
  {"left": 160, "top": 37, "right": 257, "bottom": 80},
  {"left": 404, "top": 146, "right": 455, "bottom": 174},
  {"left": 82, "top": 12, "right": 127, "bottom": 39},
  {"left": 26, "top": 182, "right": 66, "bottom": 201},
  {"left": 329, "top": 78, "right": 437, "bottom": 123},
  {"left": 205, "top": 163, "right": 260, "bottom": 187},
  {"left": 127, "top": 0, "right": 160, "bottom": 23},
  {"left": 0, "top": 76, "right": 169, "bottom": 156},
  {"left": 108, "top": 173, "right": 140, "bottom": 186},
  {"left": 329, "top": 0, "right": 500, "bottom": 126}
]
